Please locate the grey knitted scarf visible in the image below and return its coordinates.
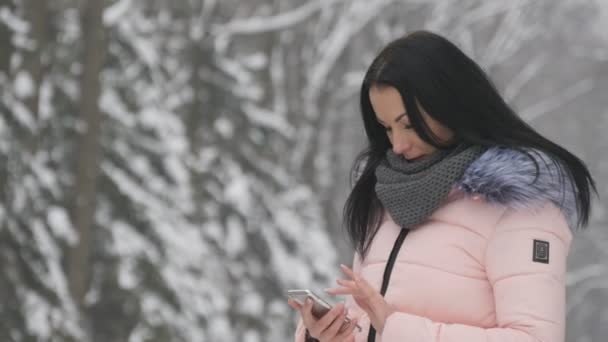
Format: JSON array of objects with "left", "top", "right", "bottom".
[{"left": 374, "top": 143, "right": 486, "bottom": 229}]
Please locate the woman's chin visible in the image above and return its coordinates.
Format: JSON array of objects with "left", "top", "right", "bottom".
[{"left": 407, "top": 154, "right": 426, "bottom": 161}]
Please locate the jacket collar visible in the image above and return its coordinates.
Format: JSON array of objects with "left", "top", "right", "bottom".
[{"left": 456, "top": 146, "right": 577, "bottom": 229}]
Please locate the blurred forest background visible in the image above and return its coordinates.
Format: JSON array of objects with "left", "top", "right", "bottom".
[{"left": 1, "top": 0, "right": 607, "bottom": 341}]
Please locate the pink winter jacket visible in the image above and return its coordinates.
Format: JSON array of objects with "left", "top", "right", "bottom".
[{"left": 294, "top": 147, "right": 575, "bottom": 342}]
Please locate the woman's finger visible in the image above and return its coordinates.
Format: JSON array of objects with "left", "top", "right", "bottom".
[
  {"left": 338, "top": 317, "right": 358, "bottom": 337},
  {"left": 336, "top": 269, "right": 388, "bottom": 322},
  {"left": 324, "top": 286, "right": 353, "bottom": 296},
  {"left": 341, "top": 330, "right": 356, "bottom": 342},
  {"left": 340, "top": 264, "right": 356, "bottom": 278},
  {"left": 356, "top": 276, "right": 386, "bottom": 308},
  {"left": 319, "top": 305, "right": 348, "bottom": 340},
  {"left": 337, "top": 278, "right": 357, "bottom": 288},
  {"left": 340, "top": 265, "right": 376, "bottom": 299},
  {"left": 287, "top": 298, "right": 302, "bottom": 311},
  {"left": 300, "top": 298, "right": 317, "bottom": 331},
  {"left": 346, "top": 272, "right": 379, "bottom": 303},
  {"left": 349, "top": 269, "right": 372, "bottom": 292},
  {"left": 311, "top": 303, "right": 345, "bottom": 337}
]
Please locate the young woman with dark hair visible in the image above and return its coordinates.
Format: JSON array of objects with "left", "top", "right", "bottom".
[{"left": 288, "top": 30, "right": 597, "bottom": 342}]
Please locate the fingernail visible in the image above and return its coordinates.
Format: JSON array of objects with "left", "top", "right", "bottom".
[
  {"left": 340, "top": 264, "right": 347, "bottom": 269},
  {"left": 306, "top": 298, "right": 312, "bottom": 305}
]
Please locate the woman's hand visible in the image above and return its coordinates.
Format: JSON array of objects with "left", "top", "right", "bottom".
[
  {"left": 287, "top": 297, "right": 358, "bottom": 341},
  {"left": 324, "top": 264, "right": 396, "bottom": 335}
]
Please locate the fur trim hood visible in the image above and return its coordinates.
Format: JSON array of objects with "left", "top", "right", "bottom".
[{"left": 457, "top": 146, "right": 578, "bottom": 229}]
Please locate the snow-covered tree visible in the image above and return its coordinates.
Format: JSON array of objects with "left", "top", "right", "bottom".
[{"left": 1, "top": 0, "right": 606, "bottom": 341}]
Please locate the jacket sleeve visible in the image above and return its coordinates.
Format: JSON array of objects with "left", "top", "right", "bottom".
[
  {"left": 294, "top": 252, "right": 364, "bottom": 342},
  {"left": 380, "top": 203, "right": 573, "bottom": 342}
]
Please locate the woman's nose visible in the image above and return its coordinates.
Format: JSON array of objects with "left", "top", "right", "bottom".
[{"left": 392, "top": 135, "right": 413, "bottom": 155}]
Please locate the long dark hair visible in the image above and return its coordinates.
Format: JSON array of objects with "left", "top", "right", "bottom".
[{"left": 344, "top": 30, "right": 597, "bottom": 259}]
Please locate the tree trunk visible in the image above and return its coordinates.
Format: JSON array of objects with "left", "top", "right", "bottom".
[
  {"left": 0, "top": 0, "right": 16, "bottom": 74},
  {"left": 67, "top": 0, "right": 106, "bottom": 313}
]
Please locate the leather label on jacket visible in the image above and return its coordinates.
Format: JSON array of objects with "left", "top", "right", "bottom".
[{"left": 533, "top": 239, "right": 550, "bottom": 264}]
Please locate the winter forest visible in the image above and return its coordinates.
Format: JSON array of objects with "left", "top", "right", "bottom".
[{"left": 1, "top": 0, "right": 607, "bottom": 341}]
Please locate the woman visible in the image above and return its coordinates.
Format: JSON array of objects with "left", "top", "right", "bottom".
[{"left": 287, "top": 30, "right": 597, "bottom": 342}]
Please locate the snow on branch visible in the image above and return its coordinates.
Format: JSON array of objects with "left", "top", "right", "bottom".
[
  {"left": 521, "top": 78, "right": 594, "bottom": 121},
  {"left": 503, "top": 54, "right": 547, "bottom": 102},
  {"left": 304, "top": 0, "right": 392, "bottom": 117},
  {"left": 241, "top": 102, "right": 294, "bottom": 138},
  {"left": 103, "top": 0, "right": 134, "bottom": 26},
  {"left": 211, "top": 0, "right": 344, "bottom": 36}
]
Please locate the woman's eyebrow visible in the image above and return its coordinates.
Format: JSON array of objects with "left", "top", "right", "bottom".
[{"left": 377, "top": 113, "right": 408, "bottom": 124}]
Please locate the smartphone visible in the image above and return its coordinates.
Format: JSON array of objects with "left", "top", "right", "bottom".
[{"left": 287, "top": 289, "right": 362, "bottom": 332}]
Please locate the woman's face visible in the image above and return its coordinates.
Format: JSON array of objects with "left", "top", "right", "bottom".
[{"left": 369, "top": 85, "right": 454, "bottom": 161}]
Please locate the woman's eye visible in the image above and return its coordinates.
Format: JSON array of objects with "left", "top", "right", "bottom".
[{"left": 384, "top": 125, "right": 411, "bottom": 132}]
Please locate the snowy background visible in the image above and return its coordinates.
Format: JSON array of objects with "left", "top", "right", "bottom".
[{"left": 0, "top": 0, "right": 607, "bottom": 341}]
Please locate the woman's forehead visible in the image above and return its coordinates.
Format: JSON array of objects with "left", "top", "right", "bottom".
[{"left": 369, "top": 86, "right": 410, "bottom": 120}]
